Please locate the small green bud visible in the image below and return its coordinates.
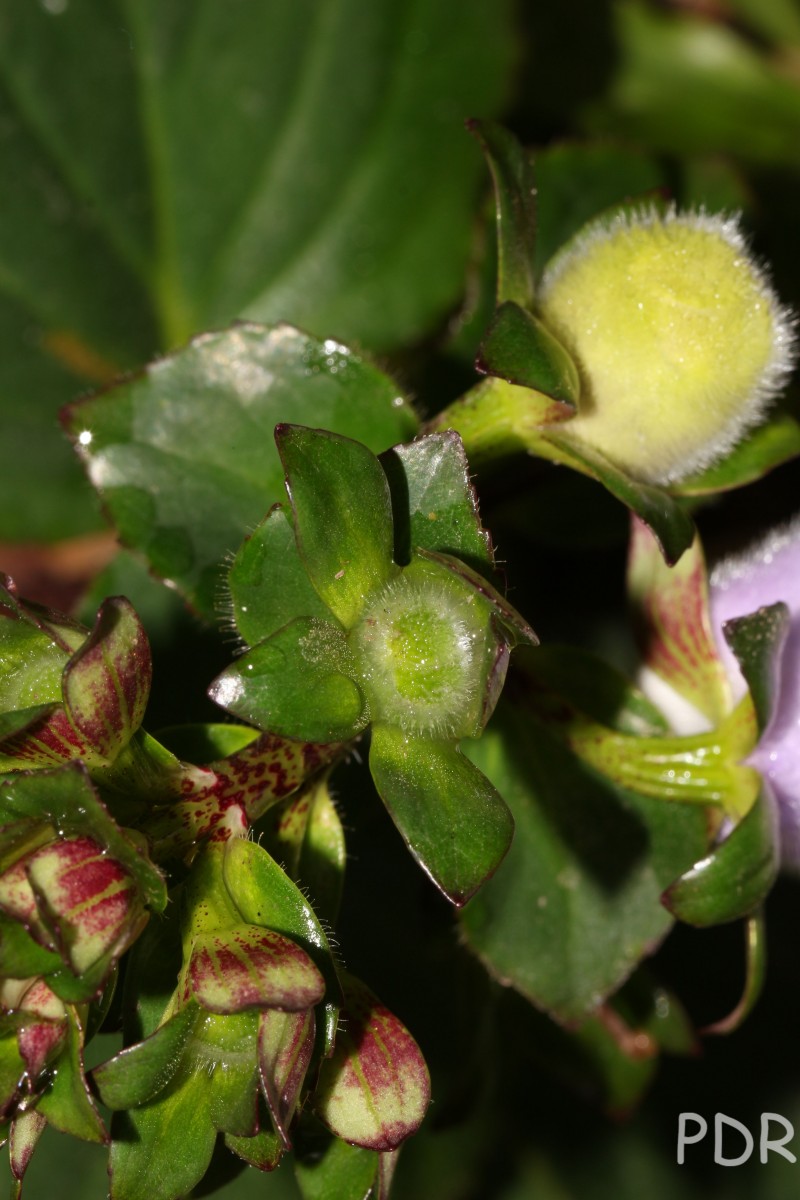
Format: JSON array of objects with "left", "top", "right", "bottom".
[{"left": 538, "top": 207, "right": 795, "bottom": 483}]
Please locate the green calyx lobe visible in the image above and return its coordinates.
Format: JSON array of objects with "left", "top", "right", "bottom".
[{"left": 349, "top": 555, "right": 497, "bottom": 739}]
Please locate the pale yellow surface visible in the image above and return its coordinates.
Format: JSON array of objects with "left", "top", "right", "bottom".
[{"left": 538, "top": 213, "right": 780, "bottom": 483}]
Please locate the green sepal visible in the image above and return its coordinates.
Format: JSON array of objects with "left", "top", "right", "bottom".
[
  {"left": 209, "top": 617, "right": 368, "bottom": 744},
  {"left": 477, "top": 300, "right": 580, "bottom": 406},
  {"left": 380, "top": 430, "right": 494, "bottom": 571},
  {"left": 228, "top": 503, "right": 332, "bottom": 647},
  {"left": 722, "top": 602, "right": 790, "bottom": 734},
  {"left": 0, "top": 910, "right": 62, "bottom": 978},
  {"left": 36, "top": 1008, "right": 107, "bottom": 1144},
  {"left": 276, "top": 424, "right": 395, "bottom": 627},
  {"left": 264, "top": 777, "right": 346, "bottom": 928},
  {"left": 368, "top": 724, "right": 514, "bottom": 906},
  {"left": 416, "top": 548, "right": 538, "bottom": 649},
  {"left": 663, "top": 784, "right": 779, "bottom": 926},
  {"left": 225, "top": 1126, "right": 284, "bottom": 1171},
  {"left": 674, "top": 411, "right": 800, "bottom": 495},
  {"left": 222, "top": 838, "right": 341, "bottom": 1055},
  {"left": 541, "top": 426, "right": 696, "bottom": 565},
  {"left": 93, "top": 1001, "right": 200, "bottom": 1110},
  {"left": 467, "top": 119, "right": 537, "bottom": 310}
]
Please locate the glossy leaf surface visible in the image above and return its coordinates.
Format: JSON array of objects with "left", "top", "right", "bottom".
[
  {"left": 65, "top": 325, "right": 417, "bottom": 618},
  {"left": 1, "top": 0, "right": 512, "bottom": 542}
]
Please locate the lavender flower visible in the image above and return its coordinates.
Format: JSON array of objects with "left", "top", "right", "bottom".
[{"left": 710, "top": 514, "right": 800, "bottom": 866}]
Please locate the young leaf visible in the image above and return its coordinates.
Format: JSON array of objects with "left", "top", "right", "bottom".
[
  {"left": 276, "top": 425, "right": 395, "bottom": 627},
  {"left": 477, "top": 300, "right": 580, "bottom": 406},
  {"left": 368, "top": 724, "right": 515, "bottom": 905},
  {"left": 313, "top": 972, "right": 430, "bottom": 1151},
  {"left": 36, "top": 1009, "right": 107, "bottom": 1144},
  {"left": 258, "top": 1006, "right": 316, "bottom": 1146},
  {"left": 467, "top": 120, "right": 537, "bottom": 310},
  {"left": 93, "top": 1002, "right": 200, "bottom": 1111},
  {"left": 228, "top": 504, "right": 332, "bottom": 647}
]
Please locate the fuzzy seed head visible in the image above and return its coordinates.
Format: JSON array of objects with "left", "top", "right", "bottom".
[{"left": 538, "top": 207, "right": 796, "bottom": 484}]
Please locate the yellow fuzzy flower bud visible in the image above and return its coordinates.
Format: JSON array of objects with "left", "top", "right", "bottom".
[{"left": 538, "top": 207, "right": 795, "bottom": 483}]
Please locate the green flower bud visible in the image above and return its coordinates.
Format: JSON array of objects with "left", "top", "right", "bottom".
[{"left": 538, "top": 207, "right": 796, "bottom": 483}]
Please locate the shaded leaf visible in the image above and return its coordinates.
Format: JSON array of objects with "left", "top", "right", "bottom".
[
  {"left": 314, "top": 972, "right": 430, "bottom": 1151},
  {"left": 368, "top": 724, "right": 514, "bottom": 906},
  {"left": 210, "top": 617, "right": 367, "bottom": 744},
  {"left": 277, "top": 425, "right": 395, "bottom": 627},
  {"left": 65, "top": 325, "right": 417, "bottom": 619},
  {"left": 225, "top": 1126, "right": 284, "bottom": 1172},
  {"left": 460, "top": 705, "right": 709, "bottom": 1023},
  {"left": 675, "top": 412, "right": 800, "bottom": 495},
  {"left": 467, "top": 119, "right": 537, "bottom": 310},
  {"left": 295, "top": 1128, "right": 378, "bottom": 1200}
]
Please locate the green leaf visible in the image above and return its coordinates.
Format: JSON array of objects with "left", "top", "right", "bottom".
[
  {"left": 295, "top": 1128, "right": 378, "bottom": 1200},
  {"left": 1, "top": 0, "right": 513, "bottom": 542},
  {"left": 228, "top": 504, "right": 332, "bottom": 648},
  {"left": 313, "top": 972, "right": 430, "bottom": 1151},
  {"left": 93, "top": 1002, "right": 199, "bottom": 1111},
  {"left": 209, "top": 617, "right": 367, "bottom": 744},
  {"left": 380, "top": 431, "right": 494, "bottom": 572},
  {"left": 722, "top": 603, "right": 790, "bottom": 735},
  {"left": 222, "top": 838, "right": 341, "bottom": 1054},
  {"left": 627, "top": 518, "right": 731, "bottom": 725},
  {"left": 277, "top": 425, "right": 395, "bottom": 627},
  {"left": 368, "top": 724, "right": 515, "bottom": 906},
  {"left": 674, "top": 412, "right": 800, "bottom": 495},
  {"left": 61, "top": 596, "right": 151, "bottom": 766},
  {"left": 477, "top": 301, "right": 580, "bottom": 406},
  {"left": 109, "top": 1068, "right": 216, "bottom": 1200},
  {"left": 187, "top": 926, "right": 324, "bottom": 1015},
  {"left": 468, "top": 120, "right": 537, "bottom": 310},
  {"left": 36, "top": 1009, "right": 106, "bottom": 1144},
  {"left": 65, "top": 325, "right": 417, "bottom": 619},
  {"left": 663, "top": 785, "right": 780, "bottom": 926},
  {"left": 265, "top": 777, "right": 347, "bottom": 928},
  {"left": 0, "top": 910, "right": 62, "bottom": 978},
  {"left": 224, "top": 1127, "right": 283, "bottom": 1172},
  {"left": 460, "top": 707, "right": 709, "bottom": 1023}
]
